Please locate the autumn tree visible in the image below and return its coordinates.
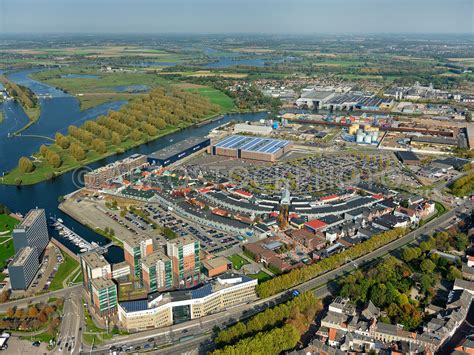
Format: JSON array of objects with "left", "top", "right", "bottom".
[{"left": 18, "top": 157, "right": 34, "bottom": 173}]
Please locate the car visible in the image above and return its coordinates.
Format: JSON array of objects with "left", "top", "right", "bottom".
[
  {"left": 147, "top": 338, "right": 154, "bottom": 342},
  {"left": 135, "top": 346, "right": 141, "bottom": 350},
  {"left": 144, "top": 344, "right": 151, "bottom": 349},
  {"left": 68, "top": 346, "right": 72, "bottom": 352},
  {"left": 32, "top": 341, "right": 41, "bottom": 347}
]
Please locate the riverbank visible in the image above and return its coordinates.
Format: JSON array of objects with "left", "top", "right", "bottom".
[
  {"left": 0, "top": 124, "right": 181, "bottom": 185},
  {"left": 0, "top": 76, "right": 41, "bottom": 125}
]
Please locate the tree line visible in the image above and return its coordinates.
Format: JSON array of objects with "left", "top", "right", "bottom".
[
  {"left": 451, "top": 172, "right": 474, "bottom": 197},
  {"left": 215, "top": 291, "right": 321, "bottom": 346},
  {"left": 0, "top": 76, "right": 38, "bottom": 119},
  {"left": 15, "top": 88, "right": 220, "bottom": 175},
  {"left": 256, "top": 228, "right": 407, "bottom": 298}
]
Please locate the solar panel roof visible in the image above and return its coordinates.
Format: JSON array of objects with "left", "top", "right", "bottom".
[{"left": 214, "top": 135, "right": 290, "bottom": 154}]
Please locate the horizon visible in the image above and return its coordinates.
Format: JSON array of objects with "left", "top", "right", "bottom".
[{"left": 0, "top": 0, "right": 472, "bottom": 35}]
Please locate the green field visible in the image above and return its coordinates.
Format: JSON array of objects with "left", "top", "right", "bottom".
[
  {"left": 185, "top": 87, "right": 235, "bottom": 112},
  {"left": 0, "top": 214, "right": 18, "bottom": 233},
  {"left": 227, "top": 254, "right": 249, "bottom": 270},
  {"left": 0, "top": 239, "right": 15, "bottom": 268},
  {"left": 49, "top": 252, "right": 79, "bottom": 291},
  {"left": 248, "top": 271, "right": 272, "bottom": 283}
]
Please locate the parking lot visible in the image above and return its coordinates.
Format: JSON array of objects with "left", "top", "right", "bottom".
[
  {"left": 4, "top": 335, "right": 49, "bottom": 355},
  {"left": 144, "top": 203, "right": 240, "bottom": 253}
]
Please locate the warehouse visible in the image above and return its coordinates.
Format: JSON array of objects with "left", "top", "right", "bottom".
[
  {"left": 148, "top": 137, "right": 210, "bottom": 167},
  {"left": 396, "top": 151, "right": 420, "bottom": 165},
  {"left": 209, "top": 135, "right": 292, "bottom": 162}
]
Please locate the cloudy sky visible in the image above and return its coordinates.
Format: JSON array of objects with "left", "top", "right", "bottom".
[{"left": 0, "top": 0, "right": 472, "bottom": 34}]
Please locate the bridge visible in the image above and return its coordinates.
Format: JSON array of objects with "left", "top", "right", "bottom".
[{"left": 13, "top": 134, "right": 55, "bottom": 142}]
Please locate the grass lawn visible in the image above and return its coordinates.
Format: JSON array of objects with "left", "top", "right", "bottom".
[
  {"left": 20, "top": 331, "right": 55, "bottom": 344},
  {"left": 0, "top": 239, "right": 15, "bottom": 268},
  {"left": 0, "top": 214, "right": 19, "bottom": 233},
  {"left": 49, "top": 252, "right": 79, "bottom": 291},
  {"left": 227, "top": 254, "right": 249, "bottom": 270},
  {"left": 248, "top": 271, "right": 272, "bottom": 283},
  {"left": 185, "top": 87, "right": 235, "bottom": 112}
]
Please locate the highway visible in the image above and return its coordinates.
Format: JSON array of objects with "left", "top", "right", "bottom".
[{"left": 83, "top": 200, "right": 472, "bottom": 355}]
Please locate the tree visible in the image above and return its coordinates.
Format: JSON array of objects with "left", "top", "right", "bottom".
[
  {"left": 46, "top": 151, "right": 62, "bottom": 168},
  {"left": 447, "top": 266, "right": 462, "bottom": 281},
  {"left": 131, "top": 129, "right": 142, "bottom": 141},
  {"left": 111, "top": 132, "right": 121, "bottom": 145},
  {"left": 92, "top": 138, "right": 107, "bottom": 154},
  {"left": 28, "top": 306, "right": 38, "bottom": 318},
  {"left": 70, "top": 143, "right": 86, "bottom": 161},
  {"left": 420, "top": 259, "right": 436, "bottom": 273},
  {"left": 18, "top": 157, "right": 34, "bottom": 173},
  {"left": 55, "top": 133, "right": 70, "bottom": 149},
  {"left": 6, "top": 307, "right": 14, "bottom": 318}
]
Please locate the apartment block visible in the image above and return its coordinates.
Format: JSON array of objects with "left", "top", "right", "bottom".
[
  {"left": 166, "top": 236, "right": 200, "bottom": 288},
  {"left": 123, "top": 234, "right": 153, "bottom": 279},
  {"left": 12, "top": 208, "right": 49, "bottom": 257},
  {"left": 8, "top": 246, "right": 40, "bottom": 290},
  {"left": 141, "top": 251, "right": 173, "bottom": 292},
  {"left": 90, "top": 277, "right": 118, "bottom": 317}
]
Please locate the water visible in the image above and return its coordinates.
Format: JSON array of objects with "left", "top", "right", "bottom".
[
  {"left": 114, "top": 84, "right": 149, "bottom": 93},
  {"left": 0, "top": 69, "right": 127, "bottom": 172},
  {"left": 0, "top": 71, "right": 267, "bottom": 262},
  {"left": 61, "top": 74, "right": 99, "bottom": 79}
]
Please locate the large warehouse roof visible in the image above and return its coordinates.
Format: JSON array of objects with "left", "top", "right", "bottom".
[
  {"left": 148, "top": 137, "right": 209, "bottom": 160},
  {"left": 214, "top": 135, "right": 290, "bottom": 154}
]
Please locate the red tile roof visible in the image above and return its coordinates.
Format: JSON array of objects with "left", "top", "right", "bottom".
[{"left": 305, "top": 219, "right": 327, "bottom": 230}]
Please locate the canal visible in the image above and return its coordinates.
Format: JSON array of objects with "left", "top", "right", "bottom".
[{"left": 0, "top": 69, "right": 267, "bottom": 262}]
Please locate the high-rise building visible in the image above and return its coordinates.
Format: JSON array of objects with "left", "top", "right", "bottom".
[
  {"left": 90, "top": 278, "right": 118, "bottom": 317},
  {"left": 8, "top": 246, "right": 40, "bottom": 290},
  {"left": 166, "top": 236, "right": 200, "bottom": 288},
  {"left": 12, "top": 208, "right": 49, "bottom": 257},
  {"left": 141, "top": 251, "right": 173, "bottom": 292},
  {"left": 80, "top": 251, "right": 112, "bottom": 295},
  {"left": 123, "top": 235, "right": 153, "bottom": 279}
]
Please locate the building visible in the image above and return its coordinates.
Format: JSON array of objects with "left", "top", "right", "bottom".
[
  {"left": 296, "top": 90, "right": 336, "bottom": 109},
  {"left": 202, "top": 257, "right": 231, "bottom": 277},
  {"left": 112, "top": 261, "right": 131, "bottom": 279},
  {"left": 467, "top": 123, "right": 474, "bottom": 151},
  {"left": 234, "top": 123, "right": 273, "bottom": 136},
  {"left": 147, "top": 137, "right": 210, "bottom": 168},
  {"left": 12, "top": 208, "right": 49, "bottom": 257},
  {"left": 84, "top": 154, "right": 147, "bottom": 188},
  {"left": 209, "top": 135, "right": 292, "bottom": 162},
  {"left": 118, "top": 273, "right": 257, "bottom": 332},
  {"left": 123, "top": 234, "right": 153, "bottom": 279},
  {"left": 90, "top": 277, "right": 118, "bottom": 317},
  {"left": 396, "top": 150, "right": 420, "bottom": 165},
  {"left": 80, "top": 251, "right": 112, "bottom": 295},
  {"left": 166, "top": 236, "right": 201, "bottom": 288},
  {"left": 141, "top": 251, "right": 173, "bottom": 293},
  {"left": 8, "top": 247, "right": 39, "bottom": 290}
]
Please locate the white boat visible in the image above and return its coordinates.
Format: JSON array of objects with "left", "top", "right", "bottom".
[{"left": 57, "top": 218, "right": 64, "bottom": 223}]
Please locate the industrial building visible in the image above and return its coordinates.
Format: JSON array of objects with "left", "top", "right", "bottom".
[
  {"left": 233, "top": 123, "right": 273, "bottom": 136},
  {"left": 296, "top": 90, "right": 336, "bottom": 109},
  {"left": 84, "top": 154, "right": 147, "bottom": 188},
  {"left": 396, "top": 151, "right": 420, "bottom": 165},
  {"left": 12, "top": 208, "right": 49, "bottom": 258},
  {"left": 117, "top": 273, "right": 258, "bottom": 332},
  {"left": 8, "top": 246, "right": 39, "bottom": 290},
  {"left": 147, "top": 137, "right": 210, "bottom": 167},
  {"left": 209, "top": 135, "right": 292, "bottom": 162}
]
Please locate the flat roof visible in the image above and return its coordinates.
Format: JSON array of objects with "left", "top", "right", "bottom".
[
  {"left": 148, "top": 137, "right": 209, "bottom": 160},
  {"left": 11, "top": 246, "right": 36, "bottom": 266},
  {"left": 214, "top": 135, "right": 290, "bottom": 154},
  {"left": 396, "top": 150, "right": 420, "bottom": 161},
  {"left": 141, "top": 251, "right": 170, "bottom": 267},
  {"left": 91, "top": 277, "right": 115, "bottom": 290},
  {"left": 167, "top": 235, "right": 197, "bottom": 248},
  {"left": 19, "top": 208, "right": 44, "bottom": 229},
  {"left": 82, "top": 251, "right": 109, "bottom": 269},
  {"left": 124, "top": 234, "right": 152, "bottom": 248},
  {"left": 202, "top": 256, "right": 230, "bottom": 269}
]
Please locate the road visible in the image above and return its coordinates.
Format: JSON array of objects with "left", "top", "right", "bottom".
[
  {"left": 53, "top": 292, "right": 83, "bottom": 355},
  {"left": 0, "top": 285, "right": 81, "bottom": 312},
  {"left": 84, "top": 200, "right": 471, "bottom": 354}
]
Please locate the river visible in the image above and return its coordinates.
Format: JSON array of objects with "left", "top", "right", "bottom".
[{"left": 0, "top": 69, "right": 267, "bottom": 262}]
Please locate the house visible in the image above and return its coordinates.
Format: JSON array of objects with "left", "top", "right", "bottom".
[
  {"left": 305, "top": 219, "right": 328, "bottom": 233},
  {"left": 286, "top": 229, "right": 326, "bottom": 251},
  {"left": 453, "top": 278, "right": 474, "bottom": 295},
  {"left": 362, "top": 301, "right": 380, "bottom": 320},
  {"left": 394, "top": 206, "right": 418, "bottom": 224},
  {"left": 289, "top": 216, "right": 306, "bottom": 229},
  {"left": 372, "top": 214, "right": 410, "bottom": 230},
  {"left": 462, "top": 265, "right": 474, "bottom": 281}
]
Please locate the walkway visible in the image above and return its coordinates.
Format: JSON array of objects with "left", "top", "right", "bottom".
[{"left": 14, "top": 134, "right": 55, "bottom": 142}]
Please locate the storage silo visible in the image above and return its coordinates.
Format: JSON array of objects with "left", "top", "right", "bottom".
[{"left": 356, "top": 133, "right": 365, "bottom": 143}]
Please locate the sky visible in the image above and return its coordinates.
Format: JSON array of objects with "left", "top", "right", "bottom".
[{"left": 0, "top": 0, "right": 472, "bottom": 34}]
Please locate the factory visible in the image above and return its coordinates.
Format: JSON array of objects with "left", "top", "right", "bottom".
[
  {"left": 147, "top": 137, "right": 211, "bottom": 168},
  {"left": 342, "top": 124, "right": 380, "bottom": 145},
  {"left": 209, "top": 135, "right": 293, "bottom": 162}
]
